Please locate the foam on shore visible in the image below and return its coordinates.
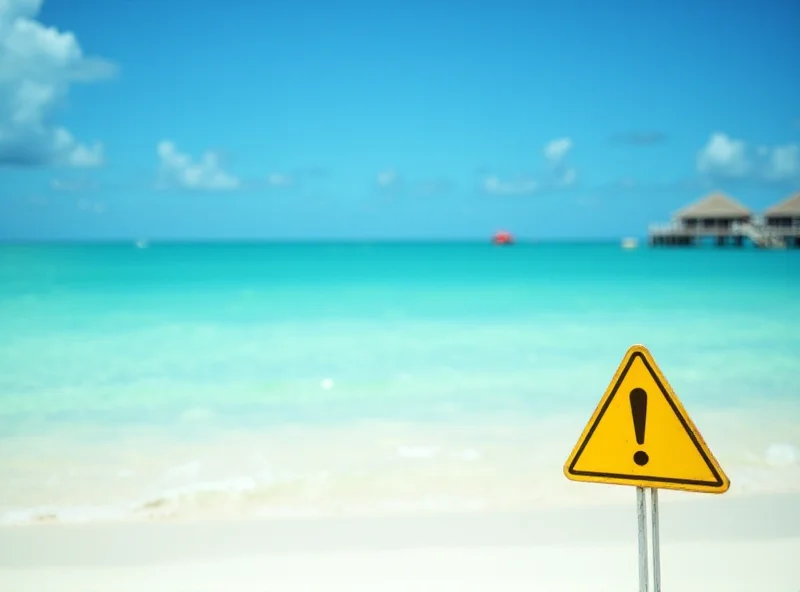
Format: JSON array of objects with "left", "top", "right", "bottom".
[{"left": 1, "top": 408, "right": 799, "bottom": 526}]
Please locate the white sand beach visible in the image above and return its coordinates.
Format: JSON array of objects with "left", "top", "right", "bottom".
[{"left": 1, "top": 492, "right": 797, "bottom": 592}]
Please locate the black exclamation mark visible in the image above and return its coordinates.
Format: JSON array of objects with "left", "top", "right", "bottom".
[{"left": 629, "top": 388, "right": 649, "bottom": 466}]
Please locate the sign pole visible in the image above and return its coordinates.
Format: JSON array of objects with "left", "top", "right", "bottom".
[
  {"left": 636, "top": 486, "right": 649, "bottom": 592},
  {"left": 650, "top": 488, "right": 662, "bottom": 592}
]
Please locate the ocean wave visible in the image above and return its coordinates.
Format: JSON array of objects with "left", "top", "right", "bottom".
[
  {"left": 764, "top": 443, "right": 798, "bottom": 467},
  {"left": 2, "top": 451, "right": 800, "bottom": 526}
]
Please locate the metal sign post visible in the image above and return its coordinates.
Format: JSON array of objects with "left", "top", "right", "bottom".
[
  {"left": 650, "top": 488, "right": 662, "bottom": 592},
  {"left": 636, "top": 486, "right": 649, "bottom": 592},
  {"left": 636, "top": 486, "right": 663, "bottom": 592}
]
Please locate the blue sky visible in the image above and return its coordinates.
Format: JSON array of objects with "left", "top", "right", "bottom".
[{"left": 0, "top": 0, "right": 798, "bottom": 240}]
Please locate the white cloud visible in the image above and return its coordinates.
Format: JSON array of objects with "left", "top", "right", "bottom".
[
  {"left": 372, "top": 170, "right": 450, "bottom": 196},
  {"left": 414, "top": 178, "right": 450, "bottom": 196},
  {"left": 697, "top": 133, "right": 799, "bottom": 183},
  {"left": 0, "top": 0, "right": 114, "bottom": 167},
  {"left": 50, "top": 177, "right": 95, "bottom": 192},
  {"left": 77, "top": 197, "right": 104, "bottom": 213},
  {"left": 576, "top": 195, "right": 601, "bottom": 209},
  {"left": 267, "top": 172, "right": 292, "bottom": 187},
  {"left": 376, "top": 169, "right": 397, "bottom": 187},
  {"left": 557, "top": 166, "right": 578, "bottom": 186},
  {"left": 156, "top": 141, "right": 240, "bottom": 190},
  {"left": 544, "top": 137, "right": 573, "bottom": 163},
  {"left": 482, "top": 175, "right": 538, "bottom": 195},
  {"left": 764, "top": 143, "right": 800, "bottom": 181},
  {"left": 482, "top": 137, "right": 577, "bottom": 195},
  {"left": 696, "top": 133, "right": 750, "bottom": 177},
  {"left": 542, "top": 137, "right": 578, "bottom": 186}
]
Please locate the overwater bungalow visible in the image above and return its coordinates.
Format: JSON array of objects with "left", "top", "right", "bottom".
[
  {"left": 763, "top": 193, "right": 800, "bottom": 247},
  {"left": 648, "top": 192, "right": 752, "bottom": 247},
  {"left": 648, "top": 191, "right": 798, "bottom": 249}
]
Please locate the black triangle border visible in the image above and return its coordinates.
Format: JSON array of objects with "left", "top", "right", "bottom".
[{"left": 567, "top": 351, "right": 724, "bottom": 487}]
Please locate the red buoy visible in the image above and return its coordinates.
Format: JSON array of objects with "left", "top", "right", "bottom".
[{"left": 492, "top": 230, "right": 514, "bottom": 245}]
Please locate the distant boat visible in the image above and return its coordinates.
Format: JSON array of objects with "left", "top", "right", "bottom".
[
  {"left": 492, "top": 230, "right": 514, "bottom": 246},
  {"left": 621, "top": 237, "right": 639, "bottom": 250},
  {"left": 135, "top": 240, "right": 149, "bottom": 249}
]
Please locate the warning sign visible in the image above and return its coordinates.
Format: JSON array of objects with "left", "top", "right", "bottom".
[{"left": 563, "top": 344, "right": 729, "bottom": 493}]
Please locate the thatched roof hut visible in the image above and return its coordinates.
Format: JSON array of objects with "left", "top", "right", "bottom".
[
  {"left": 764, "top": 192, "right": 800, "bottom": 224},
  {"left": 674, "top": 191, "right": 751, "bottom": 221}
]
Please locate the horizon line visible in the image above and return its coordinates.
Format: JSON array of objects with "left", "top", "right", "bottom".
[{"left": 0, "top": 237, "right": 644, "bottom": 246}]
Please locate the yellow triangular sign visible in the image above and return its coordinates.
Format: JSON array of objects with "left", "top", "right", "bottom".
[{"left": 563, "top": 344, "right": 729, "bottom": 493}]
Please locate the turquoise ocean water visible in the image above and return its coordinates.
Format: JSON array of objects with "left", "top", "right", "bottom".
[{"left": 0, "top": 242, "right": 799, "bottom": 523}]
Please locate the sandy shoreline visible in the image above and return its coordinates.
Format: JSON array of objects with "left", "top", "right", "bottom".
[
  {"left": 0, "top": 492, "right": 798, "bottom": 591},
  {"left": 1, "top": 541, "right": 796, "bottom": 592}
]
